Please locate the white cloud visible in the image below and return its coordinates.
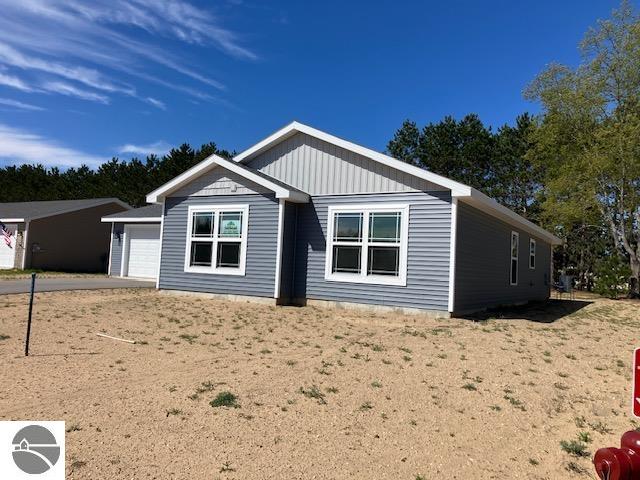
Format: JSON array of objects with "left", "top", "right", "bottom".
[
  {"left": 0, "top": 97, "right": 44, "bottom": 111},
  {"left": 0, "top": 72, "right": 33, "bottom": 91},
  {"left": 0, "top": 123, "right": 105, "bottom": 167},
  {"left": 41, "top": 81, "right": 110, "bottom": 104},
  {"left": 145, "top": 97, "right": 166, "bottom": 110},
  {"left": 0, "top": 0, "right": 256, "bottom": 107},
  {"left": 118, "top": 140, "right": 171, "bottom": 156}
]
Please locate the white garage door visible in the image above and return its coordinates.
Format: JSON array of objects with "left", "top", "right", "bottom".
[
  {"left": 0, "top": 233, "right": 16, "bottom": 269},
  {"left": 125, "top": 225, "right": 161, "bottom": 279}
]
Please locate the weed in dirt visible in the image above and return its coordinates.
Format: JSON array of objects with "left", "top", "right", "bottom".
[
  {"left": 166, "top": 408, "right": 183, "bottom": 417},
  {"left": 66, "top": 424, "right": 82, "bottom": 432},
  {"left": 220, "top": 462, "right": 235, "bottom": 473},
  {"left": 286, "top": 360, "right": 297, "bottom": 366},
  {"left": 577, "top": 431, "right": 592, "bottom": 443},
  {"left": 565, "top": 461, "right": 588, "bottom": 474},
  {"left": 359, "top": 401, "right": 373, "bottom": 411},
  {"left": 299, "top": 385, "right": 326, "bottom": 405},
  {"left": 70, "top": 459, "right": 87, "bottom": 470},
  {"left": 462, "top": 383, "right": 477, "bottom": 391},
  {"left": 504, "top": 395, "right": 526, "bottom": 411},
  {"left": 489, "top": 405, "right": 502, "bottom": 411},
  {"left": 574, "top": 416, "right": 586, "bottom": 428},
  {"left": 210, "top": 391, "right": 239, "bottom": 408},
  {"left": 0, "top": 334, "right": 10, "bottom": 341},
  {"left": 371, "top": 380, "right": 382, "bottom": 388},
  {"left": 178, "top": 333, "right": 198, "bottom": 344},
  {"left": 415, "top": 475, "right": 426, "bottom": 480},
  {"left": 168, "top": 385, "right": 177, "bottom": 393},
  {"left": 528, "top": 458, "right": 539, "bottom": 466},
  {"left": 326, "top": 386, "right": 339, "bottom": 394},
  {"left": 560, "top": 440, "right": 590, "bottom": 457},
  {"left": 589, "top": 420, "right": 612, "bottom": 434},
  {"left": 403, "top": 355, "right": 412, "bottom": 362}
]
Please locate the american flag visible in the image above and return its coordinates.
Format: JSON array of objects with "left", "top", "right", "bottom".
[{"left": 0, "top": 222, "right": 13, "bottom": 248}]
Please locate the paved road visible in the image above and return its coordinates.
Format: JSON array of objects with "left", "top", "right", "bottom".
[{"left": 0, "top": 277, "right": 155, "bottom": 295}]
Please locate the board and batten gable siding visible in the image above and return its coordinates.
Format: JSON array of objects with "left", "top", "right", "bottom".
[
  {"left": 109, "top": 222, "right": 125, "bottom": 275},
  {"left": 454, "top": 202, "right": 551, "bottom": 314},
  {"left": 246, "top": 132, "right": 446, "bottom": 195},
  {"left": 172, "top": 167, "right": 271, "bottom": 197},
  {"left": 159, "top": 193, "right": 279, "bottom": 298},
  {"left": 293, "top": 191, "right": 452, "bottom": 311}
]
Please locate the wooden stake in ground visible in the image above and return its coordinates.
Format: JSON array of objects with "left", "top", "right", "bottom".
[{"left": 95, "top": 333, "right": 136, "bottom": 344}]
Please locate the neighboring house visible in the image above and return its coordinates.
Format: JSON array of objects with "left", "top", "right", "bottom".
[
  {"left": 144, "top": 122, "right": 561, "bottom": 317},
  {"left": 101, "top": 204, "right": 163, "bottom": 280},
  {"left": 0, "top": 198, "right": 129, "bottom": 272}
]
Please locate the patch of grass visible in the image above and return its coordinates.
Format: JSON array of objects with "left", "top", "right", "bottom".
[
  {"left": 210, "top": 391, "right": 239, "bottom": 408},
  {"left": 577, "top": 431, "right": 592, "bottom": 443},
  {"left": 589, "top": 420, "right": 612, "bottom": 434},
  {"left": 359, "top": 401, "right": 373, "bottom": 411},
  {"left": 178, "top": 333, "right": 198, "bottom": 344},
  {"left": 299, "top": 385, "right": 326, "bottom": 405},
  {"left": 560, "top": 440, "right": 590, "bottom": 457}
]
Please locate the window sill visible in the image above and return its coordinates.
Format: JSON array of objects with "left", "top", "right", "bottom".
[
  {"left": 324, "top": 273, "right": 406, "bottom": 287},
  {"left": 184, "top": 266, "right": 246, "bottom": 276}
]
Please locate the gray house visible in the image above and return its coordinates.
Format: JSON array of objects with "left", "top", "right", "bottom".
[
  {"left": 0, "top": 198, "right": 129, "bottom": 272},
  {"left": 145, "top": 122, "right": 561, "bottom": 317},
  {"left": 101, "top": 204, "right": 162, "bottom": 280}
]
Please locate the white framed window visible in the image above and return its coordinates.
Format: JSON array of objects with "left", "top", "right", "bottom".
[
  {"left": 529, "top": 238, "right": 536, "bottom": 269},
  {"left": 510, "top": 231, "right": 519, "bottom": 286},
  {"left": 184, "top": 204, "right": 249, "bottom": 276},
  {"left": 325, "top": 204, "right": 409, "bottom": 286}
]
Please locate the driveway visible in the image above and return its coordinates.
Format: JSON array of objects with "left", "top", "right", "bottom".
[{"left": 0, "top": 277, "right": 155, "bottom": 295}]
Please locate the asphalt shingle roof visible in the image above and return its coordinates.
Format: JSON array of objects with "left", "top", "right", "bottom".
[
  {"left": 0, "top": 198, "right": 129, "bottom": 221},
  {"left": 102, "top": 204, "right": 162, "bottom": 220}
]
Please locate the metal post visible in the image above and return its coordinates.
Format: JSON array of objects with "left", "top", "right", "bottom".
[{"left": 25, "top": 272, "right": 35, "bottom": 356}]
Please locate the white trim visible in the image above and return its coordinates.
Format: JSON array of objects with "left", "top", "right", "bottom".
[
  {"left": 146, "top": 155, "right": 309, "bottom": 204},
  {"left": 155, "top": 199, "right": 165, "bottom": 289},
  {"left": 107, "top": 222, "right": 114, "bottom": 275},
  {"left": 448, "top": 198, "right": 458, "bottom": 312},
  {"left": 183, "top": 204, "right": 249, "bottom": 276},
  {"left": 324, "top": 203, "right": 409, "bottom": 287},
  {"left": 101, "top": 217, "right": 161, "bottom": 223},
  {"left": 235, "top": 121, "right": 471, "bottom": 197},
  {"left": 21, "top": 221, "right": 29, "bottom": 269},
  {"left": 120, "top": 227, "right": 127, "bottom": 277},
  {"left": 529, "top": 238, "right": 536, "bottom": 270},
  {"left": 510, "top": 231, "right": 519, "bottom": 286},
  {"left": 273, "top": 199, "right": 285, "bottom": 299},
  {"left": 0, "top": 218, "right": 25, "bottom": 223}
]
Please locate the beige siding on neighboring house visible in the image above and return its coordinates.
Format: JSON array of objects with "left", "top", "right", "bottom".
[
  {"left": 247, "top": 132, "right": 446, "bottom": 195},
  {"left": 172, "top": 167, "right": 270, "bottom": 197}
]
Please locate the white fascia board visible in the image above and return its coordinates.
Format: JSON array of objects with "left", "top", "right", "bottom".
[
  {"left": 101, "top": 217, "right": 161, "bottom": 223},
  {"left": 0, "top": 218, "right": 25, "bottom": 223},
  {"left": 463, "top": 188, "right": 562, "bottom": 245},
  {"left": 234, "top": 121, "right": 472, "bottom": 196},
  {"left": 146, "top": 153, "right": 309, "bottom": 204}
]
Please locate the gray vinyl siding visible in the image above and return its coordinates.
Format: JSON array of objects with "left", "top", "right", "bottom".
[
  {"left": 293, "top": 191, "right": 452, "bottom": 311},
  {"left": 109, "top": 222, "right": 125, "bottom": 276},
  {"left": 159, "top": 193, "right": 279, "bottom": 298},
  {"left": 278, "top": 201, "right": 297, "bottom": 302},
  {"left": 247, "top": 132, "right": 446, "bottom": 195},
  {"left": 454, "top": 202, "right": 551, "bottom": 313}
]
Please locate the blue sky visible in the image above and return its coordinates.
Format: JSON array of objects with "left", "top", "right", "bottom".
[{"left": 0, "top": 0, "right": 627, "bottom": 168}]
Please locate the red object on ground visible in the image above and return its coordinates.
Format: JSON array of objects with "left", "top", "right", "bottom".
[
  {"left": 634, "top": 348, "right": 640, "bottom": 418},
  {"left": 594, "top": 431, "right": 640, "bottom": 480}
]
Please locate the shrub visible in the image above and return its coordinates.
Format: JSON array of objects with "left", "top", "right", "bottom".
[
  {"left": 210, "top": 391, "right": 239, "bottom": 408},
  {"left": 594, "top": 255, "right": 631, "bottom": 299}
]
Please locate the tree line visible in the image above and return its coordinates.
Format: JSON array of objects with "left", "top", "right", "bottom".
[{"left": 0, "top": 2, "right": 637, "bottom": 297}]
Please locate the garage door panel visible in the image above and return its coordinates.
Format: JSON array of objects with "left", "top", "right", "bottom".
[{"left": 126, "top": 225, "right": 160, "bottom": 279}]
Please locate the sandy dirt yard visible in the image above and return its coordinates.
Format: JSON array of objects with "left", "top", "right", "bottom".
[{"left": 0, "top": 289, "right": 638, "bottom": 479}]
